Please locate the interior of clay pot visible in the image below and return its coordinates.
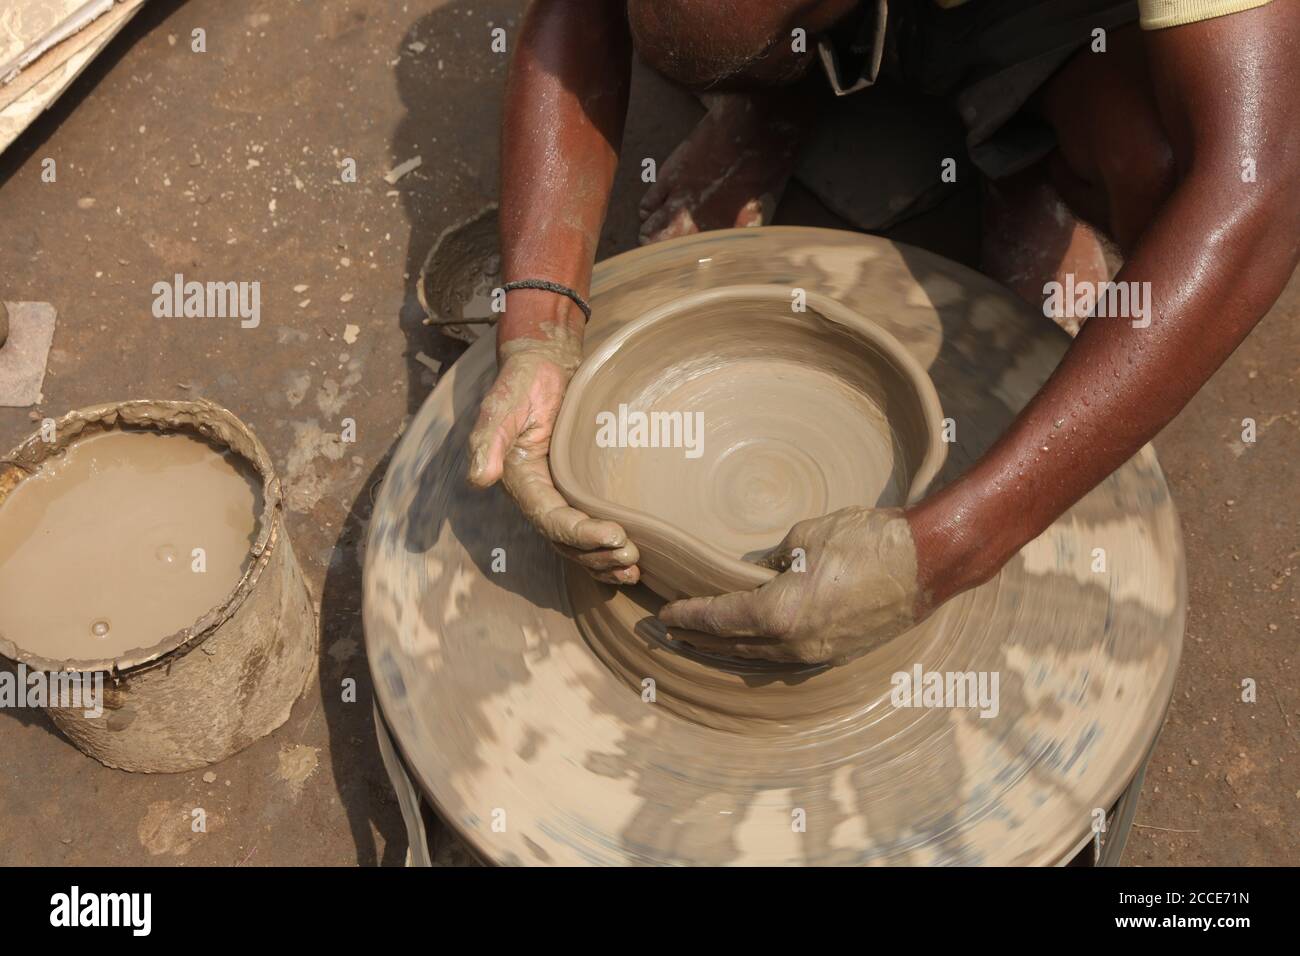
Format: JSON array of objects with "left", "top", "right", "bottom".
[{"left": 552, "top": 284, "right": 946, "bottom": 600}]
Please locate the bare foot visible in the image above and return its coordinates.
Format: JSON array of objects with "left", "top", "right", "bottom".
[
  {"left": 982, "top": 168, "right": 1112, "bottom": 337},
  {"left": 639, "top": 93, "right": 808, "bottom": 245}
]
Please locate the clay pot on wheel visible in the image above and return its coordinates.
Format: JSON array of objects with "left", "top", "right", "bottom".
[{"left": 551, "top": 284, "right": 947, "bottom": 600}]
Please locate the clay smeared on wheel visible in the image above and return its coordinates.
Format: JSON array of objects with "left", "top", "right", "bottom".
[{"left": 363, "top": 228, "right": 1184, "bottom": 866}]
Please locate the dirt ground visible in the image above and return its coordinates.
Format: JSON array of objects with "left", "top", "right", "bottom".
[{"left": 0, "top": 0, "right": 1294, "bottom": 867}]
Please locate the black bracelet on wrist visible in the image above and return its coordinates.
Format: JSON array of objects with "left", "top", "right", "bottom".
[{"left": 500, "top": 279, "right": 592, "bottom": 322}]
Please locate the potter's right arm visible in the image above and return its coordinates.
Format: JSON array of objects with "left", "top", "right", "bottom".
[
  {"left": 468, "top": 0, "right": 641, "bottom": 584},
  {"left": 496, "top": 0, "right": 631, "bottom": 351}
]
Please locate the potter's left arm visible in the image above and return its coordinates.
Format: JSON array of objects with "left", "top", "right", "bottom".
[
  {"left": 661, "top": 9, "right": 1300, "bottom": 661},
  {"left": 910, "top": 8, "right": 1300, "bottom": 614}
]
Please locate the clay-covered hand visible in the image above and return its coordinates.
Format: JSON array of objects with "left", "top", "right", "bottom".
[
  {"left": 467, "top": 330, "right": 640, "bottom": 585},
  {"left": 658, "top": 507, "right": 923, "bottom": 664}
]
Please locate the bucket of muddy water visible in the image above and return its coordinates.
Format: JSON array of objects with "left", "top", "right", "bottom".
[{"left": 0, "top": 399, "right": 317, "bottom": 772}]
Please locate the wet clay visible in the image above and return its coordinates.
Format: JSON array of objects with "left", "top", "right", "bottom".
[
  {"left": 363, "top": 228, "right": 1185, "bottom": 866},
  {"left": 0, "top": 428, "right": 262, "bottom": 662},
  {"left": 551, "top": 284, "right": 945, "bottom": 600}
]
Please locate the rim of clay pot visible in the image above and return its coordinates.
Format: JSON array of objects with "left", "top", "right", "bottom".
[
  {"left": 552, "top": 284, "right": 947, "bottom": 592},
  {"left": 0, "top": 399, "right": 280, "bottom": 676}
]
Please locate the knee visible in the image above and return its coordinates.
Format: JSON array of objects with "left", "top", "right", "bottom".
[
  {"left": 627, "top": 0, "right": 811, "bottom": 89},
  {"left": 1097, "top": 119, "right": 1178, "bottom": 252}
]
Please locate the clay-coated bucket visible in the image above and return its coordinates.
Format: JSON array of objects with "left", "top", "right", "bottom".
[{"left": 0, "top": 399, "right": 317, "bottom": 772}]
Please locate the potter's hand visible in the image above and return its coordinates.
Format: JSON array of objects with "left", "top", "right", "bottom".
[
  {"left": 468, "top": 335, "right": 641, "bottom": 585},
  {"left": 659, "top": 507, "right": 923, "bottom": 664}
]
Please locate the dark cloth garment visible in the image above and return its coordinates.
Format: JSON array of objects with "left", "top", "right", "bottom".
[{"left": 818, "top": 0, "right": 1140, "bottom": 178}]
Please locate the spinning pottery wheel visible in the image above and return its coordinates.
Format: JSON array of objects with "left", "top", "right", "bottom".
[{"left": 364, "top": 227, "right": 1184, "bottom": 866}]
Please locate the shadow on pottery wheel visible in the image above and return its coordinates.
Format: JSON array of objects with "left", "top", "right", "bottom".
[{"left": 551, "top": 284, "right": 947, "bottom": 602}]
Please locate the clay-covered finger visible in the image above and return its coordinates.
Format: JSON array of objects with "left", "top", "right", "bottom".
[
  {"left": 716, "top": 637, "right": 793, "bottom": 662},
  {"left": 555, "top": 542, "right": 640, "bottom": 572},
  {"left": 638, "top": 204, "right": 695, "bottom": 246},
  {"left": 539, "top": 508, "right": 629, "bottom": 552},
  {"left": 638, "top": 174, "right": 674, "bottom": 219},
  {"left": 590, "top": 565, "right": 641, "bottom": 586},
  {"left": 466, "top": 398, "right": 516, "bottom": 488},
  {"left": 663, "top": 623, "right": 794, "bottom": 661},
  {"left": 765, "top": 517, "right": 818, "bottom": 563},
  {"left": 503, "top": 457, "right": 627, "bottom": 550},
  {"left": 658, "top": 589, "right": 772, "bottom": 638}
]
